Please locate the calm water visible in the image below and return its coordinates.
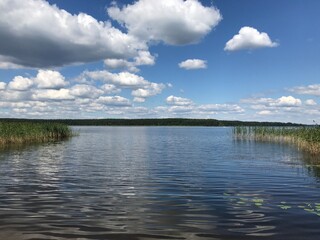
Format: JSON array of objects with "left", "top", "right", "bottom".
[{"left": 0, "top": 127, "right": 320, "bottom": 240}]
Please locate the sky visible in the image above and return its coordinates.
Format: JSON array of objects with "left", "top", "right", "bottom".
[{"left": 0, "top": 0, "right": 319, "bottom": 124}]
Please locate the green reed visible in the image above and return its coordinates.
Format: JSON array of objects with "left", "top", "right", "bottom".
[
  {"left": 233, "top": 126, "right": 320, "bottom": 155},
  {"left": 0, "top": 121, "right": 72, "bottom": 145}
]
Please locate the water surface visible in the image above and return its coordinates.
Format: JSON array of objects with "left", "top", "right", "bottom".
[{"left": 0, "top": 127, "right": 319, "bottom": 240}]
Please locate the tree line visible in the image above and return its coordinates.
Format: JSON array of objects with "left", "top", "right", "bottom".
[{"left": 0, "top": 118, "right": 304, "bottom": 127}]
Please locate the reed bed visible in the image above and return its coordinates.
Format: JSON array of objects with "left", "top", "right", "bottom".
[
  {"left": 233, "top": 126, "right": 320, "bottom": 155},
  {"left": 0, "top": 121, "right": 72, "bottom": 146}
]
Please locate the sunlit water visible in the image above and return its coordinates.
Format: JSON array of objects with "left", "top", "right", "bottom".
[{"left": 0, "top": 127, "right": 320, "bottom": 240}]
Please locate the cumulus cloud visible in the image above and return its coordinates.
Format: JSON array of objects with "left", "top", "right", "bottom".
[
  {"left": 97, "top": 96, "right": 131, "bottom": 107},
  {"left": 257, "top": 110, "right": 273, "bottom": 115},
  {"left": 34, "top": 70, "right": 68, "bottom": 89},
  {"left": 0, "top": 90, "right": 30, "bottom": 102},
  {"left": 224, "top": 26, "right": 279, "bottom": 51},
  {"left": 156, "top": 99, "right": 244, "bottom": 118},
  {"left": 0, "top": 0, "right": 145, "bottom": 68},
  {"left": 166, "top": 96, "right": 194, "bottom": 106},
  {"left": 238, "top": 95, "right": 320, "bottom": 123},
  {"left": 70, "top": 84, "right": 104, "bottom": 98},
  {"left": 84, "top": 71, "right": 149, "bottom": 88},
  {"left": 275, "top": 96, "right": 302, "bottom": 107},
  {"left": 242, "top": 96, "right": 302, "bottom": 108},
  {"left": 0, "top": 102, "right": 32, "bottom": 109},
  {"left": 0, "top": 70, "right": 140, "bottom": 117},
  {"left": 101, "top": 84, "right": 121, "bottom": 94},
  {"left": 0, "top": 0, "right": 223, "bottom": 69},
  {"left": 104, "top": 50, "right": 156, "bottom": 72},
  {"left": 8, "top": 76, "right": 34, "bottom": 91},
  {"left": 32, "top": 89, "right": 74, "bottom": 101},
  {"left": 108, "top": 0, "right": 222, "bottom": 45},
  {"left": 132, "top": 83, "right": 166, "bottom": 102},
  {"left": 104, "top": 59, "right": 139, "bottom": 73},
  {"left": 241, "top": 96, "right": 305, "bottom": 121},
  {"left": 178, "top": 59, "right": 207, "bottom": 70},
  {"left": 289, "top": 84, "right": 320, "bottom": 96},
  {"left": 134, "top": 50, "right": 156, "bottom": 66},
  {"left": 241, "top": 95, "right": 320, "bottom": 123},
  {"left": 0, "top": 68, "right": 175, "bottom": 117},
  {"left": 133, "top": 97, "right": 146, "bottom": 103},
  {"left": 198, "top": 104, "right": 244, "bottom": 113},
  {"left": 305, "top": 99, "right": 317, "bottom": 106},
  {"left": 7, "top": 70, "right": 68, "bottom": 92},
  {"left": 0, "top": 82, "right": 7, "bottom": 90},
  {"left": 83, "top": 70, "right": 166, "bottom": 101}
]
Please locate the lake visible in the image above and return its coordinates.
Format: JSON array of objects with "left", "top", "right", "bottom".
[{"left": 0, "top": 126, "right": 320, "bottom": 240}]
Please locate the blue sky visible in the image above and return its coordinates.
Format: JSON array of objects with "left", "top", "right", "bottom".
[{"left": 0, "top": 0, "right": 319, "bottom": 123}]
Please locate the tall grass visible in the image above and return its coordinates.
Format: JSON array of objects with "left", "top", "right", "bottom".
[
  {"left": 233, "top": 126, "right": 320, "bottom": 155},
  {"left": 0, "top": 121, "right": 72, "bottom": 146}
]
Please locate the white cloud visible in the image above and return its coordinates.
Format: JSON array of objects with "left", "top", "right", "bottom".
[
  {"left": 133, "top": 97, "right": 146, "bottom": 103},
  {"left": 134, "top": 50, "right": 156, "bottom": 66},
  {"left": 104, "top": 59, "right": 139, "bottom": 73},
  {"left": 84, "top": 70, "right": 165, "bottom": 101},
  {"left": 179, "top": 59, "right": 207, "bottom": 70},
  {"left": 241, "top": 97, "right": 273, "bottom": 107},
  {"left": 257, "top": 110, "right": 273, "bottom": 115},
  {"left": 101, "top": 84, "right": 121, "bottom": 94},
  {"left": 132, "top": 83, "right": 165, "bottom": 101},
  {"left": 70, "top": 84, "right": 103, "bottom": 98},
  {"left": 166, "top": 95, "right": 193, "bottom": 106},
  {"left": 34, "top": 70, "right": 68, "bottom": 89},
  {"left": 0, "top": 82, "right": 6, "bottom": 90},
  {"left": 13, "top": 108, "right": 28, "bottom": 113},
  {"left": 0, "top": 0, "right": 145, "bottom": 68},
  {"left": 155, "top": 101, "right": 244, "bottom": 118},
  {"left": 0, "top": 90, "right": 30, "bottom": 102},
  {"left": 32, "top": 89, "right": 74, "bottom": 101},
  {"left": 241, "top": 96, "right": 305, "bottom": 121},
  {"left": 242, "top": 96, "right": 302, "bottom": 108},
  {"left": 198, "top": 104, "right": 244, "bottom": 113},
  {"left": 0, "top": 62, "right": 23, "bottom": 69},
  {"left": 0, "top": 102, "right": 32, "bottom": 109},
  {"left": 7, "top": 70, "right": 68, "bottom": 92},
  {"left": 84, "top": 71, "right": 149, "bottom": 88},
  {"left": 274, "top": 96, "right": 301, "bottom": 107},
  {"left": 97, "top": 96, "right": 131, "bottom": 106},
  {"left": 8, "top": 76, "right": 33, "bottom": 91},
  {"left": 168, "top": 105, "right": 195, "bottom": 113},
  {"left": 305, "top": 99, "right": 317, "bottom": 106},
  {"left": 104, "top": 50, "right": 156, "bottom": 73},
  {"left": 289, "top": 84, "right": 320, "bottom": 96},
  {"left": 108, "top": 0, "right": 222, "bottom": 45},
  {"left": 0, "top": 69, "right": 171, "bottom": 118},
  {"left": 224, "top": 26, "right": 279, "bottom": 51}
]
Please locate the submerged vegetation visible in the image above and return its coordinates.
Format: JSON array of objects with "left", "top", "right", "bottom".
[
  {"left": 0, "top": 121, "right": 72, "bottom": 146},
  {"left": 234, "top": 126, "right": 320, "bottom": 155}
]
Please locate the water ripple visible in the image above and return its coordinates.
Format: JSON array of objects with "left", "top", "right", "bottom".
[{"left": 0, "top": 127, "right": 320, "bottom": 240}]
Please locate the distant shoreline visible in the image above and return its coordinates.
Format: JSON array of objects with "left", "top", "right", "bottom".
[{"left": 0, "top": 118, "right": 306, "bottom": 127}]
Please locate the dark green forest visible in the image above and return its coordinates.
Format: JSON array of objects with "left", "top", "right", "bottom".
[{"left": 0, "top": 118, "right": 305, "bottom": 127}]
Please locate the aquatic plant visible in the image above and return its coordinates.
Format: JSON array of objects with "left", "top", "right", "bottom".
[
  {"left": 278, "top": 202, "right": 291, "bottom": 210},
  {"left": 223, "top": 191, "right": 320, "bottom": 217},
  {"left": 0, "top": 121, "right": 72, "bottom": 146},
  {"left": 233, "top": 126, "right": 320, "bottom": 155},
  {"left": 298, "top": 203, "right": 320, "bottom": 217}
]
